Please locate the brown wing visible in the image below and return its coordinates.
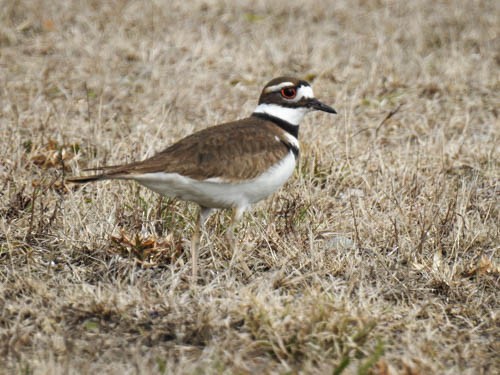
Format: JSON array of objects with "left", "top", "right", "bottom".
[{"left": 96, "top": 117, "right": 294, "bottom": 181}]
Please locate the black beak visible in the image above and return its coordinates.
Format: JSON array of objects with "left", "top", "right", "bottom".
[{"left": 308, "top": 98, "right": 337, "bottom": 114}]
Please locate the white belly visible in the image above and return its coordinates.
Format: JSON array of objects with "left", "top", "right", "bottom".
[{"left": 131, "top": 152, "right": 296, "bottom": 209}]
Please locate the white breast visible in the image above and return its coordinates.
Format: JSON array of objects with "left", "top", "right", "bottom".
[{"left": 131, "top": 152, "right": 297, "bottom": 209}]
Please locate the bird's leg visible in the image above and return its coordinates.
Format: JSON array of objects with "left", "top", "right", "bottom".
[
  {"left": 227, "top": 206, "right": 251, "bottom": 277},
  {"left": 191, "top": 206, "right": 213, "bottom": 280}
]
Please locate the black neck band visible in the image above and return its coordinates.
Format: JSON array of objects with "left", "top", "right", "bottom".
[{"left": 251, "top": 112, "right": 299, "bottom": 139}]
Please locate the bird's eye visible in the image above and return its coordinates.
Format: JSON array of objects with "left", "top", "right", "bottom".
[{"left": 281, "top": 87, "right": 297, "bottom": 99}]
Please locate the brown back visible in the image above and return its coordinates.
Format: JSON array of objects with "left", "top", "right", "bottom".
[{"left": 100, "top": 116, "right": 296, "bottom": 181}]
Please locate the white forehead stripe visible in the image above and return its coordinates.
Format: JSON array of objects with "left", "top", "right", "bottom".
[
  {"left": 297, "top": 86, "right": 314, "bottom": 99},
  {"left": 263, "top": 82, "right": 294, "bottom": 93}
]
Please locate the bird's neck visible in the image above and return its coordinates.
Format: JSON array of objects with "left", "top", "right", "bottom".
[{"left": 252, "top": 103, "right": 307, "bottom": 138}]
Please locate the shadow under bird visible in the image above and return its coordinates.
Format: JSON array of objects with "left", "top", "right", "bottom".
[{"left": 67, "top": 76, "right": 337, "bottom": 278}]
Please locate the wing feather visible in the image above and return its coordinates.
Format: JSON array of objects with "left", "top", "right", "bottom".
[{"left": 87, "top": 117, "right": 295, "bottom": 182}]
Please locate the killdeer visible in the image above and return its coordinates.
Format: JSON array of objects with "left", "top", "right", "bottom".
[{"left": 68, "top": 77, "right": 336, "bottom": 278}]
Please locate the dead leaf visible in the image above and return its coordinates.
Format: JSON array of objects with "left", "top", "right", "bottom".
[
  {"left": 464, "top": 256, "right": 499, "bottom": 277},
  {"left": 110, "top": 230, "right": 183, "bottom": 267}
]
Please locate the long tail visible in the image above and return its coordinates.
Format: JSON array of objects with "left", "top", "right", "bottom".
[
  {"left": 67, "top": 164, "right": 132, "bottom": 184},
  {"left": 66, "top": 174, "right": 107, "bottom": 183}
]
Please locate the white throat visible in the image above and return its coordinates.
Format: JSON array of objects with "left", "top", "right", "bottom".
[{"left": 253, "top": 104, "right": 310, "bottom": 126}]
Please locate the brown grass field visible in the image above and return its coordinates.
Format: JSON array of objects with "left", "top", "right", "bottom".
[{"left": 1, "top": 0, "right": 499, "bottom": 373}]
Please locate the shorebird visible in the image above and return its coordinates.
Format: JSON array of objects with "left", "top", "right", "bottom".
[{"left": 68, "top": 77, "right": 336, "bottom": 278}]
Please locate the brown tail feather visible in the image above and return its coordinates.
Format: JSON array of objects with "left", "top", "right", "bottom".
[
  {"left": 66, "top": 174, "right": 106, "bottom": 183},
  {"left": 82, "top": 165, "right": 121, "bottom": 172}
]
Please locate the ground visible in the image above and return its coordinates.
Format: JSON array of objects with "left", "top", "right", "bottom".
[{"left": 0, "top": 0, "right": 499, "bottom": 374}]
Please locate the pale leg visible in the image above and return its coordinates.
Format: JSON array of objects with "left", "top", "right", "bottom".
[
  {"left": 191, "top": 206, "right": 213, "bottom": 279},
  {"left": 227, "top": 205, "right": 252, "bottom": 277}
]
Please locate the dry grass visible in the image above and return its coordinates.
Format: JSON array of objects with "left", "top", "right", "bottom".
[{"left": 1, "top": 0, "right": 499, "bottom": 373}]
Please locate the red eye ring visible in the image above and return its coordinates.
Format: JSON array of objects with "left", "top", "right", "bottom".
[{"left": 281, "top": 87, "right": 297, "bottom": 99}]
